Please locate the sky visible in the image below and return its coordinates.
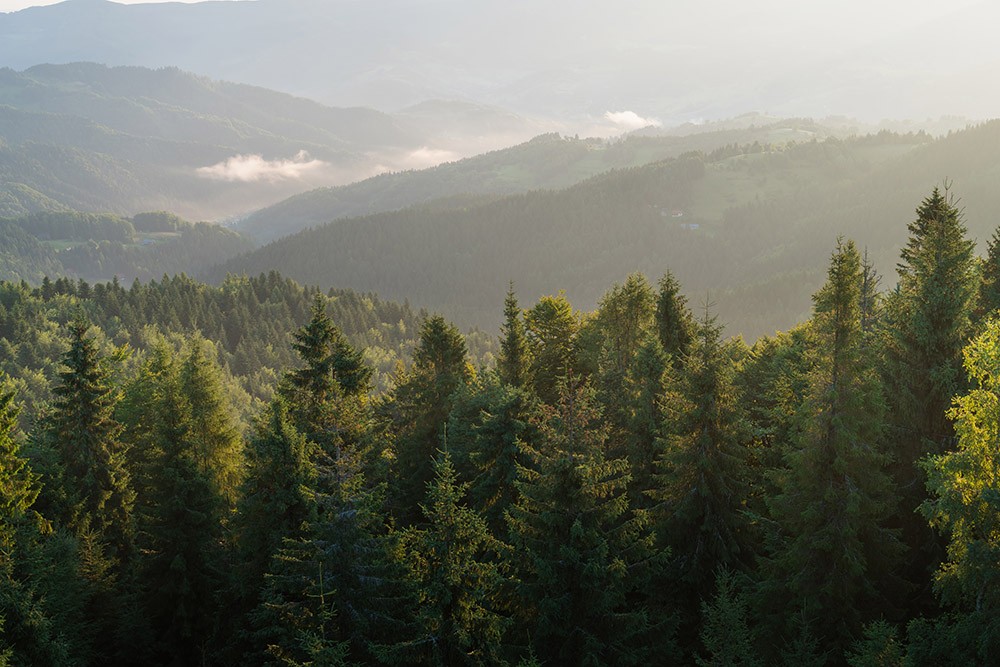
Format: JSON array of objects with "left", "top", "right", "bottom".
[{"left": 0, "top": 0, "right": 240, "bottom": 10}]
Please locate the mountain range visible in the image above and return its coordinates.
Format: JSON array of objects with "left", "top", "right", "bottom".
[{"left": 1, "top": 0, "right": 998, "bottom": 126}]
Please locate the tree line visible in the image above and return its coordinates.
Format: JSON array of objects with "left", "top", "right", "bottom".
[{"left": 2, "top": 187, "right": 1000, "bottom": 665}]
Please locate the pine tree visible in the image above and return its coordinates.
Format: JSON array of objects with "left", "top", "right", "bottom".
[
  {"left": 392, "top": 452, "right": 508, "bottom": 665},
  {"left": 497, "top": 283, "right": 532, "bottom": 389},
  {"left": 506, "top": 374, "right": 667, "bottom": 666},
  {"left": 763, "top": 240, "right": 901, "bottom": 655}
]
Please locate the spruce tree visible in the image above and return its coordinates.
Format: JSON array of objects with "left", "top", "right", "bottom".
[
  {"left": 655, "top": 309, "right": 752, "bottom": 597},
  {"left": 524, "top": 294, "right": 578, "bottom": 404},
  {"left": 37, "top": 319, "right": 134, "bottom": 561},
  {"left": 762, "top": 240, "right": 901, "bottom": 655},
  {"left": 139, "top": 367, "right": 224, "bottom": 665},
  {"left": 447, "top": 374, "right": 539, "bottom": 536},
  {"left": 696, "top": 569, "right": 760, "bottom": 667},
  {"left": 656, "top": 271, "right": 695, "bottom": 366},
  {"left": 885, "top": 187, "right": 977, "bottom": 608},
  {"left": 0, "top": 377, "right": 75, "bottom": 666},
  {"left": 497, "top": 283, "right": 531, "bottom": 389},
  {"left": 506, "top": 374, "right": 667, "bottom": 666},
  {"left": 392, "top": 452, "right": 508, "bottom": 666},
  {"left": 235, "top": 399, "right": 315, "bottom": 600},
  {"left": 391, "top": 315, "right": 472, "bottom": 521}
]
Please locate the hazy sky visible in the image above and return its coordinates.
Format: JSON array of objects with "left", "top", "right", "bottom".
[{"left": 0, "top": 0, "right": 240, "bottom": 10}]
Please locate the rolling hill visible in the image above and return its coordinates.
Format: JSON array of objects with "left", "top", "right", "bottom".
[
  {"left": 210, "top": 123, "right": 1000, "bottom": 340},
  {"left": 237, "top": 118, "right": 880, "bottom": 241}
]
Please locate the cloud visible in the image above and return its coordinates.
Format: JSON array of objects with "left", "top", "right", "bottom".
[
  {"left": 604, "top": 110, "right": 662, "bottom": 131},
  {"left": 197, "top": 150, "right": 329, "bottom": 182}
]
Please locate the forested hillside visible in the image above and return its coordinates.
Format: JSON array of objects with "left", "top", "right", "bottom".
[
  {"left": 238, "top": 119, "right": 863, "bottom": 242},
  {"left": 0, "top": 210, "right": 253, "bottom": 284},
  {"left": 0, "top": 63, "right": 423, "bottom": 219},
  {"left": 2, "top": 187, "right": 999, "bottom": 665},
  {"left": 0, "top": 270, "right": 499, "bottom": 422},
  {"left": 215, "top": 125, "right": 986, "bottom": 339}
]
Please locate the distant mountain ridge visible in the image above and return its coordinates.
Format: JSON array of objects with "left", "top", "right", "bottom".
[
  {"left": 1, "top": 0, "right": 998, "bottom": 124},
  {"left": 211, "top": 122, "right": 1000, "bottom": 340}
]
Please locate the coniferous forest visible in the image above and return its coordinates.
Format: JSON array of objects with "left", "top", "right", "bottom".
[{"left": 1, "top": 187, "right": 1000, "bottom": 665}]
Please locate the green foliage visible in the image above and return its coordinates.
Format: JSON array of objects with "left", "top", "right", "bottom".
[
  {"left": 656, "top": 270, "right": 695, "bottom": 365},
  {"left": 844, "top": 620, "right": 903, "bottom": 667},
  {"left": 696, "top": 569, "right": 760, "bottom": 667},
  {"left": 921, "top": 318, "right": 1000, "bottom": 611},
  {"left": 506, "top": 375, "right": 668, "bottom": 666},
  {"left": 884, "top": 186, "right": 979, "bottom": 609},
  {"left": 655, "top": 310, "right": 753, "bottom": 594},
  {"left": 393, "top": 452, "right": 508, "bottom": 665},
  {"left": 447, "top": 374, "right": 539, "bottom": 535},
  {"left": 34, "top": 319, "right": 134, "bottom": 560},
  {"left": 390, "top": 315, "right": 472, "bottom": 522},
  {"left": 524, "top": 294, "right": 578, "bottom": 404},
  {"left": 497, "top": 284, "right": 532, "bottom": 389},
  {"left": 763, "top": 240, "right": 901, "bottom": 653}
]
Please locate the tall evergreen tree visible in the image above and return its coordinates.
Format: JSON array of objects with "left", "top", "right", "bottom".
[
  {"left": 391, "top": 452, "right": 508, "bottom": 666},
  {"left": 35, "top": 319, "right": 134, "bottom": 561},
  {"left": 391, "top": 315, "right": 472, "bottom": 521},
  {"left": 235, "top": 399, "right": 315, "bottom": 601},
  {"left": 762, "top": 240, "right": 902, "bottom": 656},
  {"left": 656, "top": 271, "right": 695, "bottom": 366},
  {"left": 524, "top": 294, "right": 579, "bottom": 404},
  {"left": 139, "top": 363, "right": 225, "bottom": 665},
  {"left": 497, "top": 283, "right": 532, "bottom": 389},
  {"left": 655, "top": 309, "right": 753, "bottom": 597},
  {"left": 884, "top": 187, "right": 978, "bottom": 608},
  {"left": 0, "top": 376, "right": 76, "bottom": 666},
  {"left": 447, "top": 375, "right": 539, "bottom": 536},
  {"left": 506, "top": 374, "right": 667, "bottom": 666},
  {"left": 975, "top": 226, "right": 1000, "bottom": 322},
  {"left": 696, "top": 569, "right": 760, "bottom": 667}
]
